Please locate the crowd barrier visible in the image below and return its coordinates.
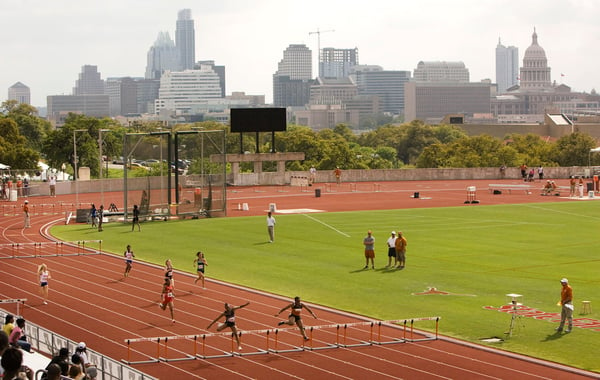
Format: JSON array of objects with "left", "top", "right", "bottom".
[
  {"left": 0, "top": 309, "right": 155, "bottom": 380},
  {"left": 0, "top": 240, "right": 103, "bottom": 259},
  {"left": 123, "top": 317, "right": 440, "bottom": 364}
]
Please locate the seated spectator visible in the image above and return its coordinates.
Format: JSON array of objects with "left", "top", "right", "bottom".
[
  {"left": 70, "top": 353, "right": 86, "bottom": 379},
  {"left": 8, "top": 318, "right": 31, "bottom": 352},
  {"left": 68, "top": 363, "right": 86, "bottom": 380},
  {"left": 0, "top": 347, "right": 34, "bottom": 380},
  {"left": 74, "top": 342, "right": 94, "bottom": 368},
  {"left": 44, "top": 347, "right": 70, "bottom": 376},
  {"left": 45, "top": 363, "right": 69, "bottom": 380},
  {"left": 0, "top": 330, "right": 9, "bottom": 378},
  {"left": 3, "top": 314, "right": 15, "bottom": 337}
]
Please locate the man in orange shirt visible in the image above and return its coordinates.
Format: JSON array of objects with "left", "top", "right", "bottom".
[
  {"left": 556, "top": 278, "right": 573, "bottom": 333},
  {"left": 394, "top": 231, "right": 408, "bottom": 269},
  {"left": 23, "top": 200, "right": 30, "bottom": 228}
]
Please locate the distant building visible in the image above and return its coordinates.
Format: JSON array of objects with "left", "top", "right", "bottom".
[
  {"left": 491, "top": 28, "right": 580, "bottom": 122},
  {"left": 196, "top": 60, "right": 226, "bottom": 97},
  {"left": 413, "top": 61, "right": 469, "bottom": 82},
  {"left": 294, "top": 104, "right": 359, "bottom": 131},
  {"left": 135, "top": 78, "right": 161, "bottom": 114},
  {"left": 47, "top": 95, "right": 110, "bottom": 126},
  {"left": 495, "top": 38, "right": 519, "bottom": 93},
  {"left": 105, "top": 77, "right": 139, "bottom": 117},
  {"left": 8, "top": 82, "right": 30, "bottom": 105},
  {"left": 226, "top": 92, "right": 265, "bottom": 107},
  {"left": 404, "top": 81, "right": 492, "bottom": 123},
  {"left": 320, "top": 47, "right": 358, "bottom": 78},
  {"left": 145, "top": 32, "right": 179, "bottom": 80},
  {"left": 154, "top": 66, "right": 223, "bottom": 114},
  {"left": 73, "top": 65, "right": 105, "bottom": 95},
  {"left": 309, "top": 77, "right": 358, "bottom": 105},
  {"left": 351, "top": 66, "right": 411, "bottom": 115},
  {"left": 176, "top": 9, "right": 195, "bottom": 71},
  {"left": 273, "top": 44, "right": 313, "bottom": 107}
]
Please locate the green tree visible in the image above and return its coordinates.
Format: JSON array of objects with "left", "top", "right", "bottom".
[
  {"left": 551, "top": 132, "right": 596, "bottom": 166},
  {"left": 0, "top": 118, "right": 40, "bottom": 169},
  {"left": 1, "top": 100, "right": 51, "bottom": 150}
]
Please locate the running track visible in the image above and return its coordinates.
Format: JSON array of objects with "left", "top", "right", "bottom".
[{"left": 1, "top": 180, "right": 599, "bottom": 379}]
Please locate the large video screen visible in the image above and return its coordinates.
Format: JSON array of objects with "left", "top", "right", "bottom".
[{"left": 230, "top": 108, "right": 287, "bottom": 133}]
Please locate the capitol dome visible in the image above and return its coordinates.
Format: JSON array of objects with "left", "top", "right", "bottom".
[{"left": 524, "top": 28, "right": 547, "bottom": 60}]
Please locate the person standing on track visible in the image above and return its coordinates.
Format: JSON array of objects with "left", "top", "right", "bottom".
[
  {"left": 363, "top": 230, "right": 375, "bottom": 269},
  {"left": 131, "top": 204, "right": 141, "bottom": 232},
  {"left": 394, "top": 231, "right": 408, "bottom": 269},
  {"left": 38, "top": 263, "right": 51, "bottom": 304},
  {"left": 164, "top": 259, "right": 174, "bottom": 288},
  {"left": 22, "top": 200, "right": 30, "bottom": 228},
  {"left": 334, "top": 166, "right": 342, "bottom": 184},
  {"left": 207, "top": 301, "right": 250, "bottom": 351},
  {"left": 275, "top": 296, "right": 317, "bottom": 341},
  {"left": 193, "top": 251, "right": 208, "bottom": 288},
  {"left": 123, "top": 245, "right": 135, "bottom": 278},
  {"left": 159, "top": 278, "right": 175, "bottom": 323},
  {"left": 385, "top": 231, "right": 397, "bottom": 268},
  {"left": 90, "top": 204, "right": 97, "bottom": 228}
]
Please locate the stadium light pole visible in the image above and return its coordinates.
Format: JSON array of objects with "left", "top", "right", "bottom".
[
  {"left": 98, "top": 129, "right": 110, "bottom": 207},
  {"left": 73, "top": 129, "right": 87, "bottom": 208}
]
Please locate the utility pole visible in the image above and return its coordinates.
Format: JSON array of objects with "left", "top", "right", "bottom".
[{"left": 309, "top": 28, "right": 334, "bottom": 77}]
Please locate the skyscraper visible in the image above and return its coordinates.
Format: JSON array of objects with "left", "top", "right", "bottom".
[
  {"left": 155, "top": 66, "right": 222, "bottom": 113},
  {"left": 8, "top": 82, "right": 30, "bottom": 104},
  {"left": 73, "top": 65, "right": 105, "bottom": 95},
  {"left": 320, "top": 47, "right": 358, "bottom": 78},
  {"left": 495, "top": 38, "right": 519, "bottom": 93},
  {"left": 273, "top": 44, "right": 313, "bottom": 107},
  {"left": 176, "top": 9, "right": 195, "bottom": 71},
  {"left": 352, "top": 66, "right": 411, "bottom": 115},
  {"left": 145, "top": 32, "right": 179, "bottom": 80}
]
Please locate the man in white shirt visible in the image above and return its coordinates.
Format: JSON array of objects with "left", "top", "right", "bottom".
[{"left": 267, "top": 212, "right": 276, "bottom": 243}]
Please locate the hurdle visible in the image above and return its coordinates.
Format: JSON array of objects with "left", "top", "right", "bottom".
[
  {"left": 0, "top": 240, "right": 103, "bottom": 259},
  {"left": 123, "top": 317, "right": 441, "bottom": 363},
  {"left": 350, "top": 183, "right": 357, "bottom": 192},
  {"left": 0, "top": 299, "right": 28, "bottom": 317},
  {"left": 373, "top": 183, "right": 381, "bottom": 192}
]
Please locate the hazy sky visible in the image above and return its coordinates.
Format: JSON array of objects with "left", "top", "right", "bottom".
[{"left": 2, "top": 0, "right": 599, "bottom": 107}]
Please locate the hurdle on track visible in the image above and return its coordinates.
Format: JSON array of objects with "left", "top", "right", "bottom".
[
  {"left": 0, "top": 240, "right": 103, "bottom": 259},
  {"left": 0, "top": 299, "right": 28, "bottom": 317},
  {"left": 122, "top": 317, "right": 440, "bottom": 364}
]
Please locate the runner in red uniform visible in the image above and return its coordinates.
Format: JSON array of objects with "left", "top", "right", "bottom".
[{"left": 159, "top": 278, "right": 175, "bottom": 323}]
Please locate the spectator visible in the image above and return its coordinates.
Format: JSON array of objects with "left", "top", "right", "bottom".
[
  {"left": 385, "top": 231, "right": 397, "bottom": 268},
  {"left": 97, "top": 205, "right": 104, "bottom": 232},
  {"left": 74, "top": 342, "right": 95, "bottom": 370},
  {"left": 1, "top": 347, "right": 33, "bottom": 380},
  {"left": 42, "top": 363, "right": 64, "bottom": 380},
  {"left": 309, "top": 166, "right": 316, "bottom": 185},
  {"left": 9, "top": 318, "right": 31, "bottom": 352},
  {"left": 538, "top": 166, "right": 544, "bottom": 180},
  {"left": 131, "top": 204, "right": 141, "bottom": 232},
  {"left": 44, "top": 347, "right": 70, "bottom": 377},
  {"left": 89, "top": 204, "right": 97, "bottom": 228},
  {"left": 3, "top": 314, "right": 15, "bottom": 337},
  {"left": 363, "top": 230, "right": 375, "bottom": 269},
  {"left": 23, "top": 178, "right": 29, "bottom": 197},
  {"left": 519, "top": 164, "right": 527, "bottom": 180},
  {"left": 394, "top": 231, "right": 408, "bottom": 269},
  {"left": 334, "top": 167, "right": 342, "bottom": 184},
  {"left": 49, "top": 175, "right": 57, "bottom": 197},
  {"left": 68, "top": 362, "right": 85, "bottom": 380},
  {"left": 0, "top": 330, "right": 9, "bottom": 378}
]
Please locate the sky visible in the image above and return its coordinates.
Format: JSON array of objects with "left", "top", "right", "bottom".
[{"left": 1, "top": 0, "right": 599, "bottom": 108}]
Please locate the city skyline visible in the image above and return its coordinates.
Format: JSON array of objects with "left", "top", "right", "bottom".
[{"left": 1, "top": 0, "right": 598, "bottom": 108}]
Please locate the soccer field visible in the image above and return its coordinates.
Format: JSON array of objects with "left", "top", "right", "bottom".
[{"left": 52, "top": 200, "right": 600, "bottom": 372}]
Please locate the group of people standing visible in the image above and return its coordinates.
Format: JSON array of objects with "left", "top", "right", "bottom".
[{"left": 363, "top": 230, "right": 407, "bottom": 270}]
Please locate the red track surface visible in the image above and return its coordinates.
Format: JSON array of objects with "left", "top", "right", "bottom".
[{"left": 1, "top": 179, "right": 599, "bottom": 379}]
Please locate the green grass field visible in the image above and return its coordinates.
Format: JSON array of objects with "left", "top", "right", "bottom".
[{"left": 51, "top": 201, "right": 600, "bottom": 372}]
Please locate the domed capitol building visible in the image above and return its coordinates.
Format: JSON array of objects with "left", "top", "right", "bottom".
[{"left": 491, "top": 28, "right": 598, "bottom": 123}]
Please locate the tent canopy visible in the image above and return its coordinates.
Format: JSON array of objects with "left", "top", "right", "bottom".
[{"left": 0, "top": 163, "right": 10, "bottom": 170}]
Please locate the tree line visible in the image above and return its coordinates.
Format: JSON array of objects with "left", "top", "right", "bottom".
[{"left": 1, "top": 100, "right": 599, "bottom": 178}]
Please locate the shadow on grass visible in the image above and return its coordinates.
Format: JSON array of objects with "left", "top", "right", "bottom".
[{"left": 541, "top": 331, "right": 565, "bottom": 342}]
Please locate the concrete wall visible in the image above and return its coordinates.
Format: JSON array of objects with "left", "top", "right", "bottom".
[{"left": 20, "top": 166, "right": 590, "bottom": 197}]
